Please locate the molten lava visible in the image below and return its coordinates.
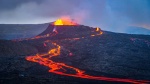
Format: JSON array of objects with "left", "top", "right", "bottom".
[
  {"left": 96, "top": 27, "right": 100, "bottom": 31},
  {"left": 54, "top": 19, "right": 63, "bottom": 25},
  {"left": 25, "top": 27, "right": 149, "bottom": 84},
  {"left": 54, "top": 17, "right": 77, "bottom": 25}
]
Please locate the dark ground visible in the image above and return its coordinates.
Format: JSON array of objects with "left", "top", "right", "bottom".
[
  {"left": 0, "top": 24, "right": 150, "bottom": 84},
  {"left": 0, "top": 23, "right": 49, "bottom": 40}
]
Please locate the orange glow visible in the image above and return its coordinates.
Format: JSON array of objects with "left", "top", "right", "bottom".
[
  {"left": 91, "top": 35, "right": 95, "bottom": 37},
  {"left": 25, "top": 26, "right": 149, "bottom": 84},
  {"left": 26, "top": 40, "right": 149, "bottom": 84},
  {"left": 100, "top": 31, "right": 103, "bottom": 35},
  {"left": 96, "top": 27, "right": 100, "bottom": 31},
  {"left": 73, "top": 38, "right": 80, "bottom": 40},
  {"left": 48, "top": 43, "right": 60, "bottom": 56},
  {"left": 54, "top": 17, "right": 77, "bottom": 25},
  {"left": 54, "top": 19, "right": 63, "bottom": 25}
]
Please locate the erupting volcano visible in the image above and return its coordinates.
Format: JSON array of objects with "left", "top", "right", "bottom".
[
  {"left": 54, "top": 17, "right": 78, "bottom": 25},
  {"left": 23, "top": 18, "right": 150, "bottom": 84}
]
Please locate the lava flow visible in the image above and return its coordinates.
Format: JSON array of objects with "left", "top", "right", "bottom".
[{"left": 26, "top": 18, "right": 149, "bottom": 84}]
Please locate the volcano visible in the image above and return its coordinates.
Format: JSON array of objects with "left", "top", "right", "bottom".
[
  {"left": 0, "top": 19, "right": 150, "bottom": 84},
  {"left": 38, "top": 18, "right": 81, "bottom": 36},
  {"left": 37, "top": 18, "right": 102, "bottom": 40}
]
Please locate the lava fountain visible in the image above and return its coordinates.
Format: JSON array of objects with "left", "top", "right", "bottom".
[
  {"left": 25, "top": 18, "right": 149, "bottom": 84},
  {"left": 54, "top": 17, "right": 78, "bottom": 25}
]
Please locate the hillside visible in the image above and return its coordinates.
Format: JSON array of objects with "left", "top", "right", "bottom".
[{"left": 0, "top": 24, "right": 150, "bottom": 84}]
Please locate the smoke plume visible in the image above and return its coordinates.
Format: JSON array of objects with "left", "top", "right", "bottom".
[{"left": 0, "top": 0, "right": 150, "bottom": 34}]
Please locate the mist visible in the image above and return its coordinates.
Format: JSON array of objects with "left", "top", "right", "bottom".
[{"left": 0, "top": 0, "right": 150, "bottom": 34}]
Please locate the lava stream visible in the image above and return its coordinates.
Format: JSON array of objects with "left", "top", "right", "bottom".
[
  {"left": 25, "top": 26, "right": 149, "bottom": 84},
  {"left": 26, "top": 40, "right": 149, "bottom": 84}
]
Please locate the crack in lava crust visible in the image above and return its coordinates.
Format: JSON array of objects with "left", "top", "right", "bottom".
[{"left": 26, "top": 29, "right": 149, "bottom": 84}]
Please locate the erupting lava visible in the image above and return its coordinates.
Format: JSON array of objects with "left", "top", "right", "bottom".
[
  {"left": 96, "top": 27, "right": 100, "bottom": 31},
  {"left": 25, "top": 20, "right": 149, "bottom": 84},
  {"left": 54, "top": 17, "right": 77, "bottom": 25}
]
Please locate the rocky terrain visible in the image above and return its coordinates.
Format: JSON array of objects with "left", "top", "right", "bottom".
[{"left": 0, "top": 24, "right": 150, "bottom": 84}]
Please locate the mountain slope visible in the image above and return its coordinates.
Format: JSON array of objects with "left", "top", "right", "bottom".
[{"left": 0, "top": 24, "right": 150, "bottom": 84}]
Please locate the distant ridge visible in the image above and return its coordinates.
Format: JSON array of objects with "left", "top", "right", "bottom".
[{"left": 0, "top": 23, "right": 49, "bottom": 40}]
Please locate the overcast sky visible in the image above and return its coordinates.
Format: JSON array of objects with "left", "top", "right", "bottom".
[{"left": 0, "top": 0, "right": 150, "bottom": 32}]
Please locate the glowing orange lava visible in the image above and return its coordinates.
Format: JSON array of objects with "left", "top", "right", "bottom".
[
  {"left": 25, "top": 28, "right": 149, "bottom": 84},
  {"left": 54, "top": 17, "right": 77, "bottom": 25},
  {"left": 96, "top": 27, "right": 100, "bottom": 31}
]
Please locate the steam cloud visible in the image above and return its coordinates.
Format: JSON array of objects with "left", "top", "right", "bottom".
[{"left": 0, "top": 0, "right": 150, "bottom": 33}]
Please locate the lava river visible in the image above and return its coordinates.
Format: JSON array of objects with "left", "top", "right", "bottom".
[
  {"left": 25, "top": 18, "right": 149, "bottom": 84},
  {"left": 25, "top": 29, "right": 150, "bottom": 84}
]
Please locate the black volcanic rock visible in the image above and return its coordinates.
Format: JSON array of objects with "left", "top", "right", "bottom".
[
  {"left": 0, "top": 24, "right": 150, "bottom": 84},
  {"left": 54, "top": 32, "right": 150, "bottom": 80},
  {"left": 37, "top": 24, "right": 98, "bottom": 40},
  {"left": 37, "top": 24, "right": 87, "bottom": 36},
  {"left": 37, "top": 24, "right": 54, "bottom": 36},
  {"left": 0, "top": 40, "right": 38, "bottom": 78},
  {"left": 0, "top": 40, "right": 38, "bottom": 57},
  {"left": 36, "top": 24, "right": 150, "bottom": 80}
]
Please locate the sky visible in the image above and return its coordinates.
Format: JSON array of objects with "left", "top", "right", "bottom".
[{"left": 0, "top": 0, "right": 150, "bottom": 33}]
